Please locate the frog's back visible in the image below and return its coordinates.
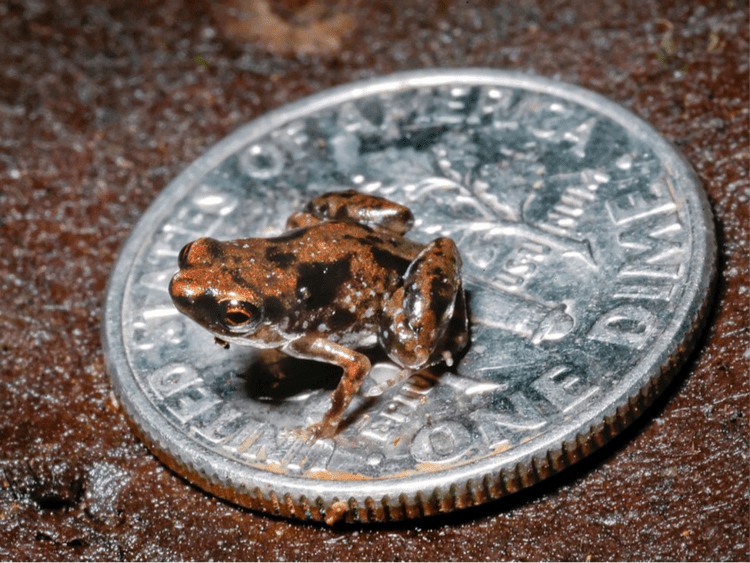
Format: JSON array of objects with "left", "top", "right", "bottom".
[
  {"left": 263, "top": 220, "right": 423, "bottom": 338},
  {"left": 273, "top": 221, "right": 422, "bottom": 276}
]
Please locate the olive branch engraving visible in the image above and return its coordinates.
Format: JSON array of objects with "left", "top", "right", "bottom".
[{"left": 405, "top": 132, "right": 596, "bottom": 267}]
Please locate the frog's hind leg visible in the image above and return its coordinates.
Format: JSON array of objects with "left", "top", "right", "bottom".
[
  {"left": 379, "top": 237, "right": 465, "bottom": 370},
  {"left": 286, "top": 190, "right": 414, "bottom": 234},
  {"left": 283, "top": 335, "right": 371, "bottom": 439}
]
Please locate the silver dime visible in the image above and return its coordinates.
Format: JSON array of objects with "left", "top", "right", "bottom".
[{"left": 103, "top": 69, "right": 716, "bottom": 524}]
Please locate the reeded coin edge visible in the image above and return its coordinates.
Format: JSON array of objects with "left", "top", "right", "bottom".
[{"left": 102, "top": 69, "right": 718, "bottom": 525}]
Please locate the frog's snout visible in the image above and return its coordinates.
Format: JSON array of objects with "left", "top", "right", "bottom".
[
  {"left": 169, "top": 269, "right": 218, "bottom": 317},
  {"left": 168, "top": 272, "right": 194, "bottom": 312}
]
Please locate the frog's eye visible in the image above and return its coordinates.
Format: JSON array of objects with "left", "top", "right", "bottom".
[
  {"left": 226, "top": 310, "right": 251, "bottom": 324},
  {"left": 223, "top": 302, "right": 259, "bottom": 331}
]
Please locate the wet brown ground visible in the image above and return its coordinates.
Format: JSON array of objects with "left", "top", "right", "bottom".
[{"left": 1, "top": 0, "right": 747, "bottom": 560}]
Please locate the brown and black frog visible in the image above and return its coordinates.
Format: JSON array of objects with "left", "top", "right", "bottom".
[{"left": 169, "top": 190, "right": 468, "bottom": 438}]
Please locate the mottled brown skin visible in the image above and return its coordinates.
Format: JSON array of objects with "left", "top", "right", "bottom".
[{"left": 169, "top": 190, "right": 468, "bottom": 438}]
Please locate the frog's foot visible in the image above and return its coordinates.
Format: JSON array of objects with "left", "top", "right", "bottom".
[{"left": 380, "top": 237, "right": 465, "bottom": 369}]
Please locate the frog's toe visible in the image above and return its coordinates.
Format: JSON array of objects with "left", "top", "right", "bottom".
[
  {"left": 441, "top": 350, "right": 454, "bottom": 367},
  {"left": 306, "top": 421, "right": 338, "bottom": 441}
]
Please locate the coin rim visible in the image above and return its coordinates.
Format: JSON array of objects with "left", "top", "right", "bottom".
[{"left": 102, "top": 68, "right": 717, "bottom": 524}]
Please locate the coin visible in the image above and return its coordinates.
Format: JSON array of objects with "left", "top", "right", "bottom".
[{"left": 102, "top": 69, "right": 716, "bottom": 524}]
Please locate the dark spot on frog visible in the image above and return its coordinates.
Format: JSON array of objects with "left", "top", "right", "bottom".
[
  {"left": 201, "top": 238, "right": 225, "bottom": 262},
  {"left": 263, "top": 296, "right": 285, "bottom": 322},
  {"left": 429, "top": 277, "right": 453, "bottom": 298},
  {"left": 427, "top": 277, "right": 453, "bottom": 319},
  {"left": 370, "top": 246, "right": 411, "bottom": 276},
  {"left": 229, "top": 268, "right": 250, "bottom": 289},
  {"left": 296, "top": 257, "right": 352, "bottom": 309},
  {"left": 265, "top": 246, "right": 296, "bottom": 267},
  {"left": 335, "top": 208, "right": 351, "bottom": 221},
  {"left": 179, "top": 293, "right": 224, "bottom": 326},
  {"left": 362, "top": 234, "right": 383, "bottom": 245},
  {"left": 328, "top": 308, "right": 357, "bottom": 330}
]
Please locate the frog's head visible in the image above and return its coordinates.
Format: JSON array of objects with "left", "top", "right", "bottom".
[{"left": 169, "top": 237, "right": 262, "bottom": 339}]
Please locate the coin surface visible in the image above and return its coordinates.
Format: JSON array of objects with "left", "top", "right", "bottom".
[{"left": 103, "top": 69, "right": 716, "bottom": 524}]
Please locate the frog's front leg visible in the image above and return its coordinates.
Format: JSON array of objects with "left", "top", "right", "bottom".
[
  {"left": 380, "top": 237, "right": 466, "bottom": 369},
  {"left": 284, "top": 335, "right": 371, "bottom": 439},
  {"left": 286, "top": 190, "right": 414, "bottom": 234}
]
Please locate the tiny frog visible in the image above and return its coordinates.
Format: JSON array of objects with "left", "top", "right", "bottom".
[{"left": 169, "top": 190, "right": 468, "bottom": 438}]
